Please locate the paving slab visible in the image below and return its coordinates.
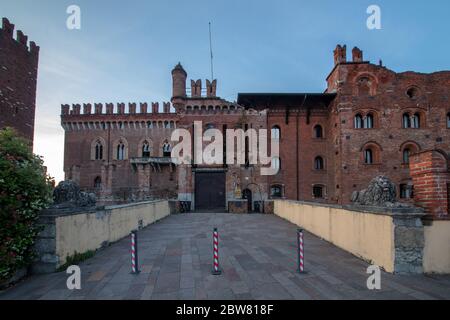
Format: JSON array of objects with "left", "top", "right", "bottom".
[{"left": 0, "top": 212, "right": 449, "bottom": 300}]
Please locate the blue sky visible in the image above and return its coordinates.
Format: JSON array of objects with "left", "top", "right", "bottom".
[{"left": 1, "top": 0, "right": 449, "bottom": 182}]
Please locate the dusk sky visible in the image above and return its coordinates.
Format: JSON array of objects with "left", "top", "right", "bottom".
[{"left": 1, "top": 0, "right": 449, "bottom": 182}]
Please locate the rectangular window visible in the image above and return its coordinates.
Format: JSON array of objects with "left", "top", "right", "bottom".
[{"left": 313, "top": 186, "right": 324, "bottom": 199}]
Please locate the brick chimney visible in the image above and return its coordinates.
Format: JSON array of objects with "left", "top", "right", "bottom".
[
  {"left": 352, "top": 47, "right": 363, "bottom": 62},
  {"left": 333, "top": 44, "right": 347, "bottom": 65}
]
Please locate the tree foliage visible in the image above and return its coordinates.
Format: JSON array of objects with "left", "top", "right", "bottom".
[{"left": 0, "top": 128, "right": 53, "bottom": 282}]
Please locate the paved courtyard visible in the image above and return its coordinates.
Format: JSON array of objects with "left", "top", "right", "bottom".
[{"left": 1, "top": 213, "right": 449, "bottom": 300}]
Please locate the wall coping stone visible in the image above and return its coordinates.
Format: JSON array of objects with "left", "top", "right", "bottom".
[{"left": 278, "top": 199, "right": 425, "bottom": 218}]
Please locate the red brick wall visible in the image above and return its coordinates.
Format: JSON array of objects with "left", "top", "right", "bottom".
[
  {"left": 326, "top": 48, "right": 450, "bottom": 204},
  {"left": 410, "top": 150, "right": 449, "bottom": 217},
  {"left": 0, "top": 18, "right": 39, "bottom": 145}
]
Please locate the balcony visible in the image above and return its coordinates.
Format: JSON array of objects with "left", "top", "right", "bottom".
[{"left": 130, "top": 157, "right": 178, "bottom": 171}]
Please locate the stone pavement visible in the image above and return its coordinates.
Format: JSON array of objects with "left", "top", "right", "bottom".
[{"left": 1, "top": 213, "right": 449, "bottom": 300}]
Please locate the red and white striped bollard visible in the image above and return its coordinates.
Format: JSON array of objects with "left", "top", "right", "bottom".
[
  {"left": 131, "top": 230, "right": 140, "bottom": 274},
  {"left": 297, "top": 229, "right": 305, "bottom": 273},
  {"left": 212, "top": 228, "right": 221, "bottom": 275}
]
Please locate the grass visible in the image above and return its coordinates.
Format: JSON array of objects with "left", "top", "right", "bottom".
[{"left": 57, "top": 250, "right": 96, "bottom": 272}]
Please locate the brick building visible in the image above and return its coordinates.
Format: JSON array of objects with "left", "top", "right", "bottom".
[
  {"left": 0, "top": 18, "right": 40, "bottom": 145},
  {"left": 60, "top": 45, "right": 450, "bottom": 215}
]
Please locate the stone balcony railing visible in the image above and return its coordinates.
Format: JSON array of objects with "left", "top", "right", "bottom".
[{"left": 130, "top": 157, "right": 178, "bottom": 165}]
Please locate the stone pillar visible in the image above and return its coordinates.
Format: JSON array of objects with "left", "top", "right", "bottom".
[
  {"left": 391, "top": 210, "right": 425, "bottom": 274},
  {"left": 137, "top": 164, "right": 151, "bottom": 199},
  {"left": 410, "top": 150, "right": 449, "bottom": 217}
]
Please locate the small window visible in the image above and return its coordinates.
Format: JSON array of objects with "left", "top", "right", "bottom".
[
  {"left": 314, "top": 125, "right": 323, "bottom": 138},
  {"left": 364, "top": 148, "right": 373, "bottom": 164},
  {"left": 364, "top": 114, "right": 374, "bottom": 129},
  {"left": 403, "top": 148, "right": 411, "bottom": 164},
  {"left": 271, "top": 126, "right": 281, "bottom": 140},
  {"left": 313, "top": 185, "right": 324, "bottom": 199},
  {"left": 400, "top": 184, "right": 414, "bottom": 199},
  {"left": 270, "top": 185, "right": 283, "bottom": 198},
  {"left": 447, "top": 113, "right": 450, "bottom": 128},
  {"left": 314, "top": 156, "right": 324, "bottom": 170},
  {"left": 95, "top": 140, "right": 103, "bottom": 160},
  {"left": 402, "top": 113, "right": 411, "bottom": 128},
  {"left": 94, "top": 176, "right": 101, "bottom": 189},
  {"left": 406, "top": 87, "right": 419, "bottom": 99},
  {"left": 272, "top": 157, "right": 281, "bottom": 172},
  {"left": 162, "top": 141, "right": 171, "bottom": 157},
  {"left": 411, "top": 113, "right": 420, "bottom": 128},
  {"left": 117, "top": 142, "right": 125, "bottom": 160},
  {"left": 354, "top": 114, "right": 363, "bottom": 129},
  {"left": 142, "top": 141, "right": 151, "bottom": 158}
]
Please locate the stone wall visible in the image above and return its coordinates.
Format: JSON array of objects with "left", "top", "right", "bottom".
[
  {"left": 33, "top": 200, "right": 172, "bottom": 273},
  {"left": 228, "top": 200, "right": 248, "bottom": 214},
  {"left": 274, "top": 199, "right": 427, "bottom": 274}
]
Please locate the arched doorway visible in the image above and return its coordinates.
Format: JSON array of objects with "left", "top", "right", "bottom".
[{"left": 242, "top": 188, "right": 252, "bottom": 213}]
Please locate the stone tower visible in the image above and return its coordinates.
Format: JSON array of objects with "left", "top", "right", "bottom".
[
  {"left": 171, "top": 62, "right": 187, "bottom": 108},
  {"left": 0, "top": 17, "right": 40, "bottom": 146}
]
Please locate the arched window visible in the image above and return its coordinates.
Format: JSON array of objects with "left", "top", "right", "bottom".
[
  {"left": 354, "top": 114, "right": 363, "bottom": 129},
  {"left": 95, "top": 140, "right": 103, "bottom": 160},
  {"left": 272, "top": 157, "right": 281, "bottom": 172},
  {"left": 411, "top": 113, "right": 420, "bottom": 128},
  {"left": 314, "top": 156, "right": 324, "bottom": 170},
  {"left": 364, "top": 148, "right": 374, "bottom": 164},
  {"left": 313, "top": 185, "right": 324, "bottom": 199},
  {"left": 271, "top": 126, "right": 281, "bottom": 140},
  {"left": 162, "top": 141, "right": 171, "bottom": 157},
  {"left": 447, "top": 113, "right": 450, "bottom": 128},
  {"left": 94, "top": 176, "right": 101, "bottom": 189},
  {"left": 403, "top": 148, "right": 411, "bottom": 164},
  {"left": 402, "top": 113, "right": 411, "bottom": 128},
  {"left": 270, "top": 185, "right": 283, "bottom": 198},
  {"left": 142, "top": 141, "right": 151, "bottom": 158},
  {"left": 364, "top": 113, "right": 374, "bottom": 129},
  {"left": 314, "top": 125, "right": 323, "bottom": 138},
  {"left": 117, "top": 141, "right": 125, "bottom": 160}
]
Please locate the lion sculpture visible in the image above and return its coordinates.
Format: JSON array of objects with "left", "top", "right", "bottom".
[{"left": 351, "top": 176, "right": 409, "bottom": 208}]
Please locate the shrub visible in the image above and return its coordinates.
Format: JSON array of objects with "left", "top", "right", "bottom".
[{"left": 0, "top": 128, "right": 53, "bottom": 282}]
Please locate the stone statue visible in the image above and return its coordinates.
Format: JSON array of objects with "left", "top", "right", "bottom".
[
  {"left": 52, "top": 180, "right": 96, "bottom": 208},
  {"left": 351, "top": 176, "right": 410, "bottom": 208}
]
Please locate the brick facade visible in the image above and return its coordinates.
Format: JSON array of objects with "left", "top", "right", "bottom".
[
  {"left": 60, "top": 45, "right": 450, "bottom": 210},
  {"left": 0, "top": 18, "right": 39, "bottom": 145}
]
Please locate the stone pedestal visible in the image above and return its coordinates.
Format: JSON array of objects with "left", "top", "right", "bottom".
[{"left": 228, "top": 200, "right": 248, "bottom": 214}]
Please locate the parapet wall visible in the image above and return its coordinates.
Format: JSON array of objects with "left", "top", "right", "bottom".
[
  {"left": 274, "top": 200, "right": 428, "bottom": 274},
  {"left": 61, "top": 102, "right": 174, "bottom": 116},
  {"left": 33, "top": 200, "right": 173, "bottom": 273}
]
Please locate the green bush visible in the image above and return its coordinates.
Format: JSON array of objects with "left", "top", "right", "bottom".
[{"left": 0, "top": 128, "right": 53, "bottom": 282}]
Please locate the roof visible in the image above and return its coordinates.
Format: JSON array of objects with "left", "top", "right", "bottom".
[{"left": 237, "top": 93, "right": 336, "bottom": 109}]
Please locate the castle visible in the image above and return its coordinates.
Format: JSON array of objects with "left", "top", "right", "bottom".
[
  {"left": 60, "top": 45, "right": 450, "bottom": 215},
  {"left": 0, "top": 18, "right": 39, "bottom": 146}
]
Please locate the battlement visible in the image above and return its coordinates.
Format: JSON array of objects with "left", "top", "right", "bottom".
[
  {"left": 0, "top": 17, "right": 40, "bottom": 56},
  {"left": 61, "top": 102, "right": 174, "bottom": 116}
]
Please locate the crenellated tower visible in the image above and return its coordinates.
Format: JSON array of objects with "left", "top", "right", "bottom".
[{"left": 0, "top": 17, "right": 40, "bottom": 146}]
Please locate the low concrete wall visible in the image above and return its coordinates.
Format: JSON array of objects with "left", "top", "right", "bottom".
[
  {"left": 274, "top": 200, "right": 425, "bottom": 273},
  {"left": 34, "top": 200, "right": 171, "bottom": 273},
  {"left": 423, "top": 219, "right": 450, "bottom": 274}
]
